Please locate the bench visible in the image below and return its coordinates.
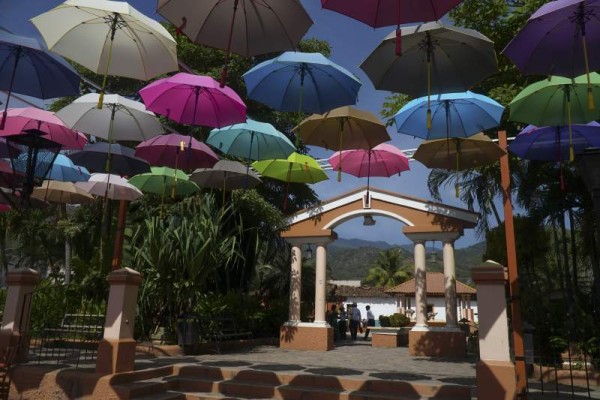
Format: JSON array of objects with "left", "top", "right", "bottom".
[
  {"left": 206, "top": 318, "right": 253, "bottom": 341},
  {"left": 42, "top": 314, "right": 104, "bottom": 345}
]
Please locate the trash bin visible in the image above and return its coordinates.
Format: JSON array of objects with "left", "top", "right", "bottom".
[{"left": 177, "top": 313, "right": 199, "bottom": 348}]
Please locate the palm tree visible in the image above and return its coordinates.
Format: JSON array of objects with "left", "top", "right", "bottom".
[{"left": 364, "top": 248, "right": 412, "bottom": 288}]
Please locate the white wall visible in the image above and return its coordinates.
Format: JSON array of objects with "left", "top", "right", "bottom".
[
  {"left": 343, "top": 297, "right": 397, "bottom": 322},
  {"left": 403, "top": 296, "right": 479, "bottom": 323}
]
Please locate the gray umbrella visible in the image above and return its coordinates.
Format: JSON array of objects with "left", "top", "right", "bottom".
[
  {"left": 360, "top": 21, "right": 497, "bottom": 97},
  {"left": 190, "top": 160, "right": 261, "bottom": 191}
]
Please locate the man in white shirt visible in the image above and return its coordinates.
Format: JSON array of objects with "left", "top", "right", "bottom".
[
  {"left": 364, "top": 305, "right": 376, "bottom": 340},
  {"left": 350, "top": 303, "right": 361, "bottom": 340}
]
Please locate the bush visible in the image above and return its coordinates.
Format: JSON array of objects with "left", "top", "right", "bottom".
[
  {"left": 379, "top": 313, "right": 410, "bottom": 327},
  {"left": 379, "top": 315, "right": 391, "bottom": 327}
]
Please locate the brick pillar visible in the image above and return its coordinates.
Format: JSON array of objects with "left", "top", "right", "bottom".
[
  {"left": 0, "top": 268, "right": 40, "bottom": 363},
  {"left": 443, "top": 240, "right": 458, "bottom": 329},
  {"left": 96, "top": 268, "right": 142, "bottom": 374},
  {"left": 473, "top": 261, "right": 517, "bottom": 400}
]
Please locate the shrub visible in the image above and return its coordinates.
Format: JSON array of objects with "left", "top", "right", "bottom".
[
  {"left": 389, "top": 313, "right": 410, "bottom": 327},
  {"left": 379, "top": 315, "right": 391, "bottom": 327}
]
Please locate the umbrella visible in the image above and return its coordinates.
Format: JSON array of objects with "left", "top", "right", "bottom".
[
  {"left": 508, "top": 73, "right": 600, "bottom": 160},
  {"left": 503, "top": 0, "right": 600, "bottom": 110},
  {"left": 135, "top": 133, "right": 219, "bottom": 171},
  {"left": 31, "top": 180, "right": 94, "bottom": 204},
  {"left": 394, "top": 91, "right": 505, "bottom": 140},
  {"left": 0, "top": 31, "right": 80, "bottom": 129},
  {"left": 293, "top": 106, "right": 391, "bottom": 180},
  {"left": 0, "top": 159, "right": 23, "bottom": 189},
  {"left": 156, "top": 0, "right": 313, "bottom": 85},
  {"left": 509, "top": 122, "right": 600, "bottom": 162},
  {"left": 322, "top": 0, "right": 462, "bottom": 55},
  {"left": 129, "top": 166, "right": 198, "bottom": 197},
  {"left": 328, "top": 143, "right": 410, "bottom": 192},
  {"left": 243, "top": 52, "right": 362, "bottom": 115},
  {"left": 0, "top": 108, "right": 87, "bottom": 150},
  {"left": 252, "top": 152, "right": 327, "bottom": 209},
  {"left": 206, "top": 119, "right": 296, "bottom": 161},
  {"left": 138, "top": 73, "right": 246, "bottom": 128},
  {"left": 67, "top": 142, "right": 150, "bottom": 177},
  {"left": 360, "top": 21, "right": 497, "bottom": 128},
  {"left": 190, "top": 160, "right": 261, "bottom": 191},
  {"left": 56, "top": 93, "right": 163, "bottom": 142},
  {"left": 31, "top": 0, "right": 178, "bottom": 107},
  {"left": 44, "top": 154, "right": 90, "bottom": 182}
]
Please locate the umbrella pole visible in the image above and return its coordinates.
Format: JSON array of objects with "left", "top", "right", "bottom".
[
  {"left": 283, "top": 164, "right": 292, "bottom": 211},
  {"left": 220, "top": 0, "right": 240, "bottom": 87},
  {"left": 111, "top": 199, "right": 127, "bottom": 270},
  {"left": 577, "top": 3, "right": 594, "bottom": 111},
  {"left": 295, "top": 71, "right": 305, "bottom": 148},
  {"left": 455, "top": 140, "right": 460, "bottom": 198},
  {"left": 566, "top": 90, "right": 574, "bottom": 162},
  {"left": 557, "top": 127, "right": 565, "bottom": 191},
  {"left": 97, "top": 14, "right": 119, "bottom": 109},
  {"left": 245, "top": 132, "right": 255, "bottom": 189},
  {"left": 337, "top": 119, "right": 344, "bottom": 182},
  {"left": 0, "top": 46, "right": 22, "bottom": 130},
  {"left": 426, "top": 34, "right": 432, "bottom": 130},
  {"left": 366, "top": 150, "right": 371, "bottom": 195}
]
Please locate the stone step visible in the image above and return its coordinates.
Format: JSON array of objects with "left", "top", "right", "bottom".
[
  {"left": 113, "top": 376, "right": 177, "bottom": 399},
  {"left": 132, "top": 390, "right": 186, "bottom": 400}
]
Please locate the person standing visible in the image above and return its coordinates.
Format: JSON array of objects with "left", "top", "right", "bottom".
[
  {"left": 338, "top": 305, "right": 347, "bottom": 340},
  {"left": 364, "top": 305, "right": 376, "bottom": 340},
  {"left": 328, "top": 304, "right": 339, "bottom": 341},
  {"left": 350, "top": 303, "right": 361, "bottom": 340}
]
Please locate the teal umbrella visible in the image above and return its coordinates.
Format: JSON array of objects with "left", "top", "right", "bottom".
[{"left": 206, "top": 119, "right": 296, "bottom": 162}]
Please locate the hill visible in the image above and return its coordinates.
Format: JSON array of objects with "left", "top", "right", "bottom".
[{"left": 328, "top": 239, "right": 485, "bottom": 283}]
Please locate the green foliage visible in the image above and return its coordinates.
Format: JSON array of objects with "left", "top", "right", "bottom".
[
  {"left": 363, "top": 248, "right": 412, "bottom": 287},
  {"left": 379, "top": 313, "right": 410, "bottom": 327}
]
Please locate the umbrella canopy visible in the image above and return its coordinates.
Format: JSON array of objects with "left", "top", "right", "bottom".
[
  {"left": 0, "top": 107, "right": 87, "bottom": 150},
  {"left": 503, "top": 0, "right": 600, "bottom": 79},
  {"left": 76, "top": 173, "right": 143, "bottom": 201},
  {"left": 413, "top": 133, "right": 506, "bottom": 170},
  {"left": 252, "top": 152, "right": 328, "bottom": 183},
  {"left": 360, "top": 21, "right": 497, "bottom": 98},
  {"left": 190, "top": 160, "right": 261, "bottom": 190},
  {"left": 56, "top": 93, "right": 163, "bottom": 142},
  {"left": 31, "top": 0, "right": 177, "bottom": 82},
  {"left": 328, "top": 143, "right": 410, "bottom": 177},
  {"left": 135, "top": 133, "right": 219, "bottom": 171},
  {"left": 509, "top": 73, "right": 600, "bottom": 126},
  {"left": 31, "top": 180, "right": 94, "bottom": 204},
  {"left": 206, "top": 119, "right": 296, "bottom": 161},
  {"left": 394, "top": 91, "right": 505, "bottom": 140},
  {"left": 0, "top": 159, "right": 23, "bottom": 188},
  {"left": 243, "top": 52, "right": 361, "bottom": 114},
  {"left": 293, "top": 106, "right": 390, "bottom": 150},
  {"left": 45, "top": 154, "right": 90, "bottom": 182},
  {"left": 68, "top": 142, "right": 151, "bottom": 177},
  {"left": 129, "top": 166, "right": 198, "bottom": 197},
  {"left": 138, "top": 73, "right": 246, "bottom": 128},
  {"left": 509, "top": 122, "right": 600, "bottom": 162},
  {"left": 0, "top": 30, "right": 80, "bottom": 128}
]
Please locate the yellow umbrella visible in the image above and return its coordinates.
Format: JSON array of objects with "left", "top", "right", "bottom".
[{"left": 31, "top": 180, "right": 94, "bottom": 204}]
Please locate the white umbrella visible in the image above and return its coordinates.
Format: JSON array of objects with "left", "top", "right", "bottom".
[
  {"left": 31, "top": 0, "right": 178, "bottom": 106},
  {"left": 56, "top": 93, "right": 163, "bottom": 142},
  {"left": 76, "top": 173, "right": 143, "bottom": 201},
  {"left": 32, "top": 180, "right": 94, "bottom": 204}
]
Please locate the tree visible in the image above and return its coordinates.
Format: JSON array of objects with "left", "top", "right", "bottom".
[{"left": 363, "top": 248, "right": 412, "bottom": 287}]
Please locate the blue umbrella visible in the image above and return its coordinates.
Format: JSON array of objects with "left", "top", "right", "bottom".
[
  {"left": 509, "top": 122, "right": 600, "bottom": 162},
  {"left": 13, "top": 153, "right": 89, "bottom": 182},
  {"left": 243, "top": 52, "right": 361, "bottom": 114},
  {"left": 0, "top": 31, "right": 80, "bottom": 128},
  {"left": 394, "top": 91, "right": 505, "bottom": 140},
  {"left": 206, "top": 119, "right": 296, "bottom": 161}
]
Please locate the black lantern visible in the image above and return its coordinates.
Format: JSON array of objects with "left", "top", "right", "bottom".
[
  {"left": 305, "top": 244, "right": 313, "bottom": 260},
  {"left": 363, "top": 214, "right": 376, "bottom": 226}
]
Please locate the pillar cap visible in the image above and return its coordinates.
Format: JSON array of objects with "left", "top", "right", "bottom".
[
  {"left": 107, "top": 267, "right": 143, "bottom": 285},
  {"left": 6, "top": 268, "right": 40, "bottom": 286},
  {"left": 472, "top": 260, "right": 507, "bottom": 284},
  {"left": 284, "top": 231, "right": 338, "bottom": 245}
]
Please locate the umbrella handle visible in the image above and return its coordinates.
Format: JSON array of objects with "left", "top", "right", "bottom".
[
  {"left": 220, "top": 0, "right": 239, "bottom": 87},
  {"left": 455, "top": 149, "right": 460, "bottom": 198},
  {"left": 98, "top": 14, "right": 119, "bottom": 109},
  {"left": 426, "top": 57, "right": 432, "bottom": 130},
  {"left": 567, "top": 95, "right": 574, "bottom": 162},
  {"left": 395, "top": 27, "right": 402, "bottom": 56},
  {"left": 582, "top": 36, "right": 594, "bottom": 111},
  {"left": 337, "top": 123, "right": 343, "bottom": 182}
]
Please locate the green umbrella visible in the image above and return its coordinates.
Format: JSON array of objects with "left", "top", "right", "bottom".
[
  {"left": 128, "top": 166, "right": 198, "bottom": 199},
  {"left": 509, "top": 73, "right": 600, "bottom": 160},
  {"left": 252, "top": 152, "right": 327, "bottom": 209}
]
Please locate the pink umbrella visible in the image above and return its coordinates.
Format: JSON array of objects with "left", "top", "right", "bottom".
[
  {"left": 139, "top": 73, "right": 247, "bottom": 128},
  {"left": 0, "top": 107, "right": 87, "bottom": 150},
  {"left": 135, "top": 133, "right": 219, "bottom": 171},
  {"left": 328, "top": 143, "right": 410, "bottom": 190}
]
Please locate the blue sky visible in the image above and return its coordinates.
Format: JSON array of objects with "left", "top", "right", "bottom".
[{"left": 1, "top": 0, "right": 483, "bottom": 248}]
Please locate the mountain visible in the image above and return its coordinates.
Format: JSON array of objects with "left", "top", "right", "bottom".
[{"left": 328, "top": 239, "right": 485, "bottom": 283}]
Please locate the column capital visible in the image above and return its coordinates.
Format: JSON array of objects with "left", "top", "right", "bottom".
[
  {"left": 472, "top": 260, "right": 507, "bottom": 285},
  {"left": 405, "top": 231, "right": 462, "bottom": 243},
  {"left": 284, "top": 232, "right": 338, "bottom": 246},
  {"left": 107, "top": 267, "right": 143, "bottom": 286},
  {"left": 5, "top": 268, "right": 40, "bottom": 286}
]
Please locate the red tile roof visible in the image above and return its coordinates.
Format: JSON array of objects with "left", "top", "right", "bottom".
[
  {"left": 330, "top": 285, "right": 393, "bottom": 298},
  {"left": 385, "top": 272, "right": 476, "bottom": 296}
]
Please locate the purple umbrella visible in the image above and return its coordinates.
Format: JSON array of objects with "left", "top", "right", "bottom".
[
  {"left": 135, "top": 133, "right": 219, "bottom": 171},
  {"left": 503, "top": 0, "right": 600, "bottom": 109},
  {"left": 138, "top": 73, "right": 247, "bottom": 128},
  {"left": 509, "top": 122, "right": 600, "bottom": 162}
]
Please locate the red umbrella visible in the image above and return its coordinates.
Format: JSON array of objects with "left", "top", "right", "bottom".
[
  {"left": 0, "top": 107, "right": 87, "bottom": 150},
  {"left": 135, "top": 133, "right": 219, "bottom": 171},
  {"left": 321, "top": 0, "right": 463, "bottom": 55}
]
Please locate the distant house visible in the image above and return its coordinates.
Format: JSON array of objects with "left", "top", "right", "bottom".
[{"left": 328, "top": 272, "right": 477, "bottom": 324}]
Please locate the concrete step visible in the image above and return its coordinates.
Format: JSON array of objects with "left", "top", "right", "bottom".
[{"left": 113, "top": 376, "right": 177, "bottom": 399}]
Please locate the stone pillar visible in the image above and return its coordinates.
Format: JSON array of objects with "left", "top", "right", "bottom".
[
  {"left": 96, "top": 268, "right": 143, "bottom": 374},
  {"left": 473, "top": 261, "right": 517, "bottom": 400},
  {"left": 314, "top": 243, "right": 327, "bottom": 324},
  {"left": 443, "top": 240, "right": 458, "bottom": 329},
  {"left": 413, "top": 240, "right": 427, "bottom": 328},
  {"left": 288, "top": 244, "right": 302, "bottom": 322},
  {"left": 0, "top": 268, "right": 40, "bottom": 363}
]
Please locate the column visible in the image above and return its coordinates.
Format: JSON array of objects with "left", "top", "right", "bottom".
[
  {"left": 314, "top": 243, "right": 327, "bottom": 324},
  {"left": 288, "top": 244, "right": 302, "bottom": 323},
  {"left": 413, "top": 240, "right": 427, "bottom": 328},
  {"left": 443, "top": 240, "right": 458, "bottom": 329},
  {"left": 96, "top": 268, "right": 143, "bottom": 374}
]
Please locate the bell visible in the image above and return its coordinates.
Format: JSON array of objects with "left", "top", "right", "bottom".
[
  {"left": 305, "top": 245, "right": 313, "bottom": 260},
  {"left": 363, "top": 215, "right": 376, "bottom": 226}
]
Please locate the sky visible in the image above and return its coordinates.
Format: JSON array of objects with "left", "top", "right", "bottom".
[{"left": 0, "top": 0, "right": 484, "bottom": 249}]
